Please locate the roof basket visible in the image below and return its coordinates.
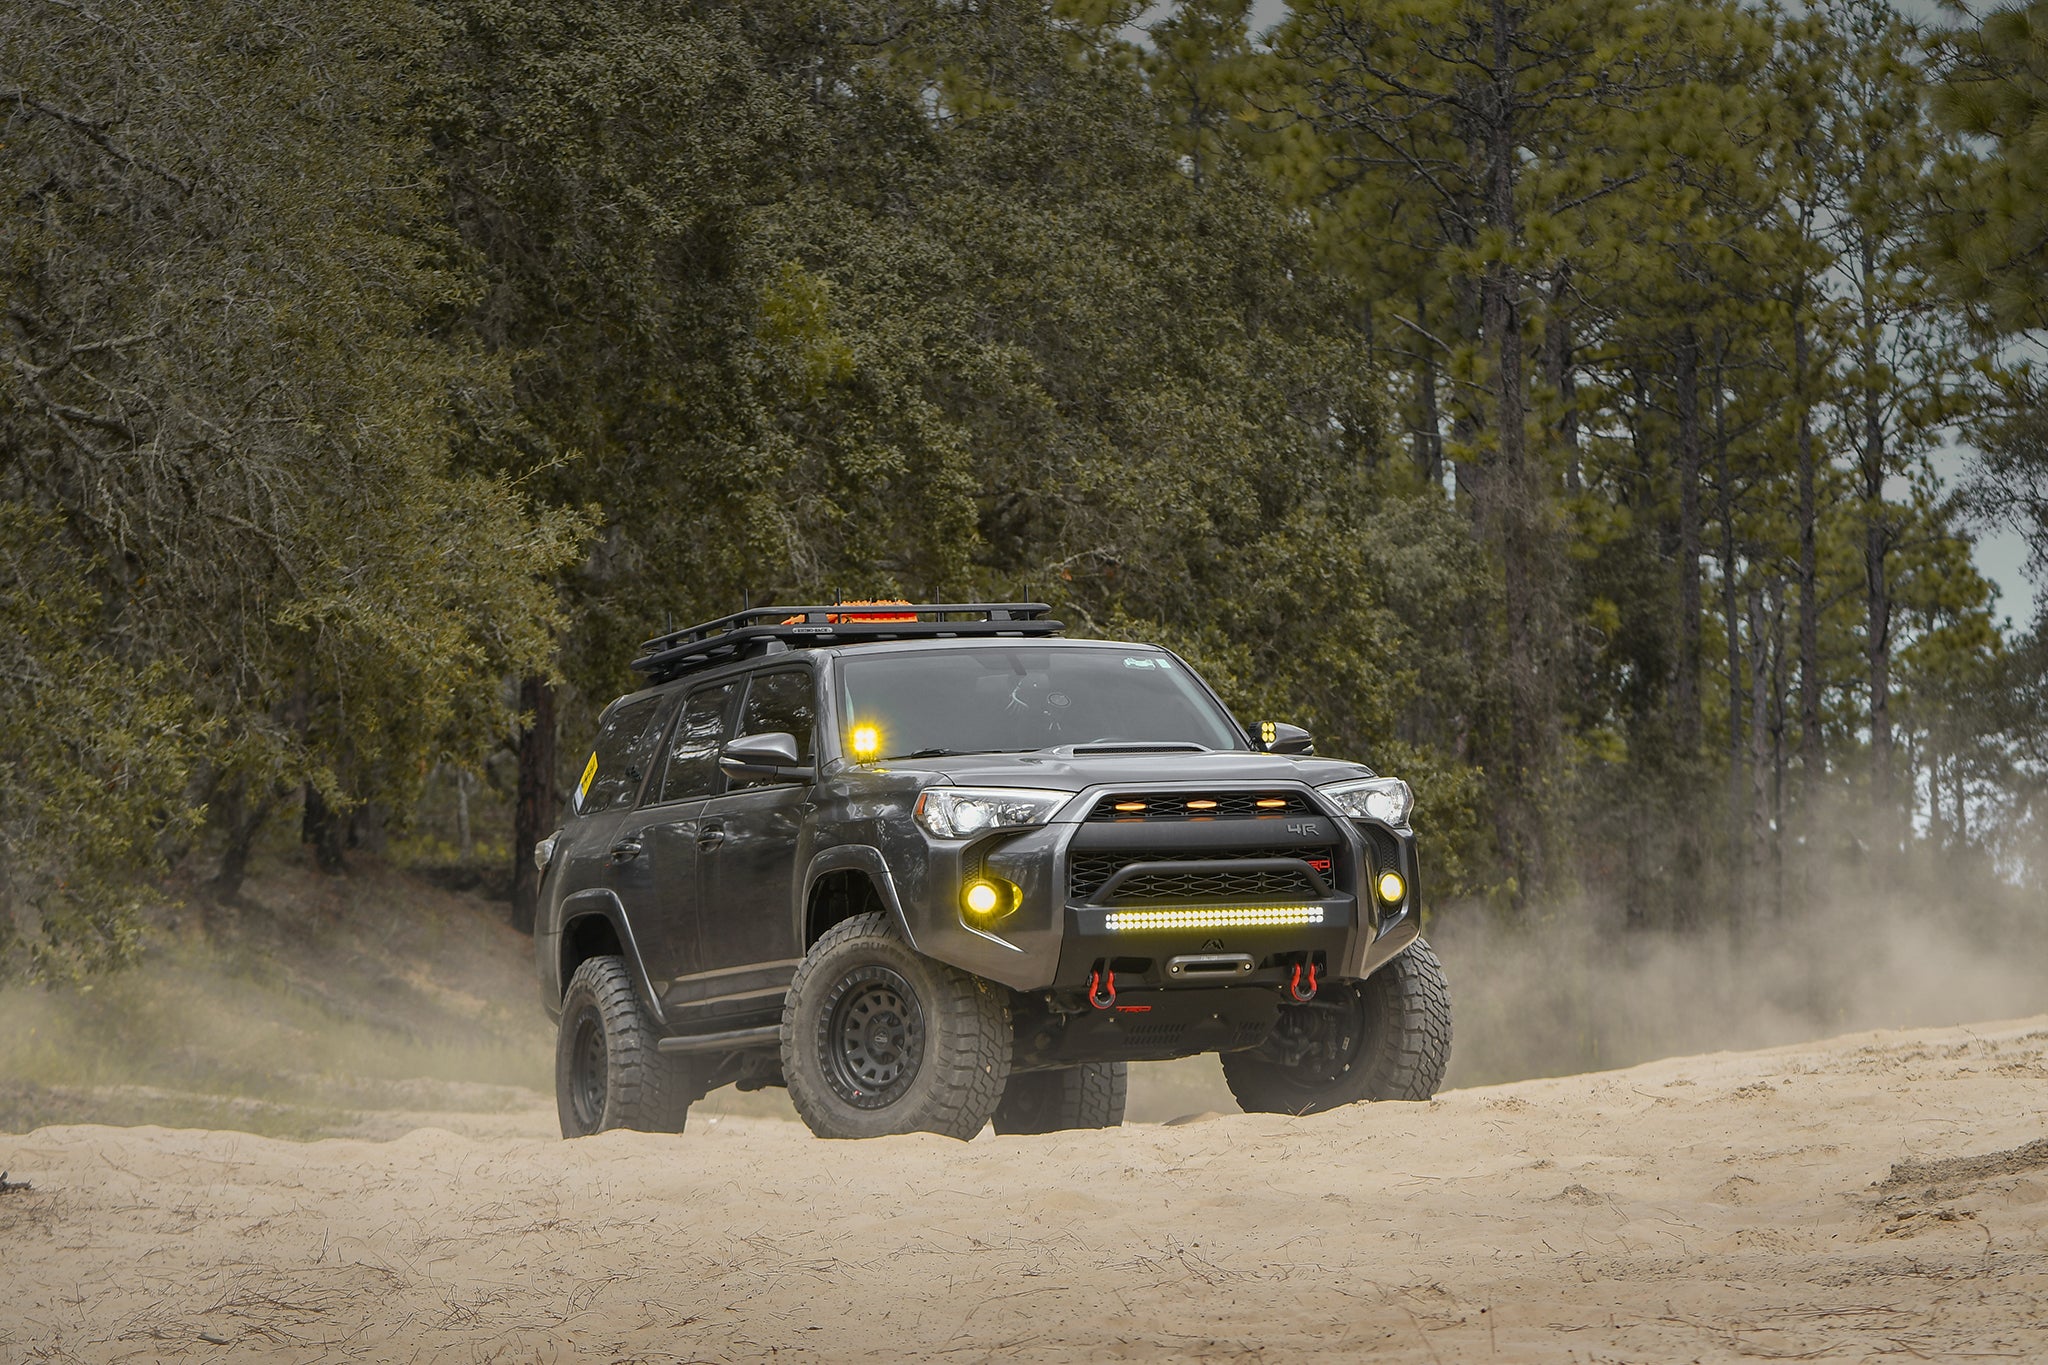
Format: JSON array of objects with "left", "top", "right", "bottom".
[{"left": 631, "top": 602, "right": 1063, "bottom": 683}]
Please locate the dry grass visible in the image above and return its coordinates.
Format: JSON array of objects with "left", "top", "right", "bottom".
[{"left": 0, "top": 856, "right": 554, "bottom": 1140}]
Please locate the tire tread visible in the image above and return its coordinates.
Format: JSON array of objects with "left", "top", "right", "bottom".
[
  {"left": 1221, "top": 937, "right": 1453, "bottom": 1115},
  {"left": 783, "top": 912, "right": 1010, "bottom": 1140},
  {"left": 557, "top": 955, "right": 695, "bottom": 1136},
  {"left": 992, "top": 1062, "right": 1127, "bottom": 1135}
]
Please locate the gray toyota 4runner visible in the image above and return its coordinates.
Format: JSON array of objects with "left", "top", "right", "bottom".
[{"left": 534, "top": 603, "right": 1451, "bottom": 1140}]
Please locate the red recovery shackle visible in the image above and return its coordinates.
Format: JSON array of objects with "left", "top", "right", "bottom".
[{"left": 1088, "top": 967, "right": 1117, "bottom": 1010}]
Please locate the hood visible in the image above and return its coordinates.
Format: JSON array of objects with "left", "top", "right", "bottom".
[{"left": 870, "top": 746, "right": 1375, "bottom": 796}]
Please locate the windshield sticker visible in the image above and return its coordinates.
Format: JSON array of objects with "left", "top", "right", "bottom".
[
  {"left": 576, "top": 751, "right": 598, "bottom": 812},
  {"left": 1122, "top": 657, "right": 1157, "bottom": 669}
]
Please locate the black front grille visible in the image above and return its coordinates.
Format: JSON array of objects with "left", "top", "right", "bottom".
[
  {"left": 1085, "top": 791, "right": 1315, "bottom": 822},
  {"left": 1069, "top": 846, "right": 1337, "bottom": 903},
  {"left": 1109, "top": 866, "right": 1321, "bottom": 905}
]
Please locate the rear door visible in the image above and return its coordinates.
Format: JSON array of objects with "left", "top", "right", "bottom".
[
  {"left": 557, "top": 692, "right": 669, "bottom": 946},
  {"left": 694, "top": 666, "right": 818, "bottom": 977},
  {"left": 610, "top": 682, "right": 735, "bottom": 995}
]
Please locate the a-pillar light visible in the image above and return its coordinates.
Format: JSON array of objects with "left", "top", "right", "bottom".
[{"left": 850, "top": 724, "right": 882, "bottom": 760}]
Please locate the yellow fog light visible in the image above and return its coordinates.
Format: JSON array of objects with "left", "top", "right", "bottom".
[
  {"left": 850, "top": 724, "right": 881, "bottom": 760},
  {"left": 1376, "top": 870, "right": 1407, "bottom": 905},
  {"left": 962, "top": 877, "right": 1019, "bottom": 923}
]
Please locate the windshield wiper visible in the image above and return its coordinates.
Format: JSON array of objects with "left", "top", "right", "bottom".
[{"left": 895, "top": 747, "right": 1036, "bottom": 759}]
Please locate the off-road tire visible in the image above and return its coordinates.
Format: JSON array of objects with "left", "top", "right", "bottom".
[
  {"left": 782, "top": 912, "right": 1010, "bottom": 1140},
  {"left": 1221, "top": 938, "right": 1452, "bottom": 1116},
  {"left": 556, "top": 955, "right": 699, "bottom": 1137},
  {"left": 992, "top": 1062, "right": 1127, "bottom": 1135}
]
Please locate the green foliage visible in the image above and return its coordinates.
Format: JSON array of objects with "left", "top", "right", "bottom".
[
  {"left": 0, "top": 513, "right": 203, "bottom": 979},
  {"left": 1932, "top": 1, "right": 2048, "bottom": 334},
  {"left": 3, "top": 0, "right": 2040, "bottom": 966},
  {"left": 0, "top": 0, "right": 580, "bottom": 967},
  {"left": 1243, "top": 0, "right": 2035, "bottom": 916}
]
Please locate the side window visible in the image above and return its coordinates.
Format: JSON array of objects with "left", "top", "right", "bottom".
[
  {"left": 574, "top": 695, "right": 665, "bottom": 816},
  {"left": 657, "top": 684, "right": 733, "bottom": 804},
  {"left": 738, "top": 669, "right": 817, "bottom": 761}
]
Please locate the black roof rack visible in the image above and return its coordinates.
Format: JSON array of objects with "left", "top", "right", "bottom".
[{"left": 631, "top": 602, "right": 1063, "bottom": 683}]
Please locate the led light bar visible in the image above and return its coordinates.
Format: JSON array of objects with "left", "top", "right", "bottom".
[{"left": 1101, "top": 905, "right": 1326, "bottom": 932}]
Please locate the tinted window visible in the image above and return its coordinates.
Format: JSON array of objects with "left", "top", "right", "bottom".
[
  {"left": 739, "top": 669, "right": 817, "bottom": 761},
  {"left": 575, "top": 695, "right": 665, "bottom": 815},
  {"left": 657, "top": 684, "right": 733, "bottom": 803},
  {"left": 834, "top": 646, "right": 1243, "bottom": 758}
]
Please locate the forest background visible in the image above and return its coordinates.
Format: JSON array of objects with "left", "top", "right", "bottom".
[{"left": 5, "top": 0, "right": 2048, "bottom": 1005}]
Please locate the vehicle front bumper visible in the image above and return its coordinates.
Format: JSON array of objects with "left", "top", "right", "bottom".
[{"left": 882, "top": 784, "right": 1422, "bottom": 993}]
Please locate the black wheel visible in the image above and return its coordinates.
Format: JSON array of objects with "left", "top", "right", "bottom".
[
  {"left": 992, "top": 1062, "right": 1127, "bottom": 1135},
  {"left": 782, "top": 912, "right": 1011, "bottom": 1140},
  {"left": 1221, "top": 938, "right": 1452, "bottom": 1116},
  {"left": 556, "top": 955, "right": 699, "bottom": 1137}
]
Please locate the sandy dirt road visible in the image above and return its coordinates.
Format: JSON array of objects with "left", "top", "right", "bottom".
[{"left": 4, "top": 1017, "right": 2046, "bottom": 1363}]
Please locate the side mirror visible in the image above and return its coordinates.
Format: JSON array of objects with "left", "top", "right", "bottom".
[
  {"left": 719, "top": 732, "right": 814, "bottom": 782},
  {"left": 1254, "top": 721, "right": 1316, "bottom": 756}
]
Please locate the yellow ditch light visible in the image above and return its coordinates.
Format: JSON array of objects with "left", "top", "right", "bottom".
[
  {"left": 1102, "top": 905, "right": 1325, "bottom": 933},
  {"left": 1376, "top": 871, "right": 1407, "bottom": 904}
]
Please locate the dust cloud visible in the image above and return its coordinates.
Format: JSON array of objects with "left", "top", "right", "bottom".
[{"left": 1429, "top": 877, "right": 2046, "bottom": 1089}]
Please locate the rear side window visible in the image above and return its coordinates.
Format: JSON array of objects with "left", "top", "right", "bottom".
[
  {"left": 738, "top": 669, "right": 817, "bottom": 761},
  {"left": 574, "top": 695, "right": 665, "bottom": 815},
  {"left": 657, "top": 684, "right": 733, "bottom": 803}
]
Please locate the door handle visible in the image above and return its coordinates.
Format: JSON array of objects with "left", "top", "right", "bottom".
[
  {"left": 696, "top": 823, "right": 726, "bottom": 852},
  {"left": 609, "top": 838, "right": 643, "bottom": 861}
]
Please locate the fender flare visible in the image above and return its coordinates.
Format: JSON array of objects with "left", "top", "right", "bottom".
[
  {"left": 1353, "top": 912, "right": 1422, "bottom": 981},
  {"left": 556, "top": 889, "right": 667, "bottom": 1026},
  {"left": 800, "top": 845, "right": 921, "bottom": 953}
]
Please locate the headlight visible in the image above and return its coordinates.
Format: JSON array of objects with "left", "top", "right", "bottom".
[
  {"left": 915, "top": 787, "right": 1070, "bottom": 839},
  {"left": 1319, "top": 776, "right": 1413, "bottom": 826},
  {"left": 533, "top": 830, "right": 561, "bottom": 873}
]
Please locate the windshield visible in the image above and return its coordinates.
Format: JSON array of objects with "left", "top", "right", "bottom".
[{"left": 834, "top": 645, "right": 1246, "bottom": 759}]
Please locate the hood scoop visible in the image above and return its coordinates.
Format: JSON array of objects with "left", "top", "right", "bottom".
[{"left": 1067, "top": 742, "right": 1211, "bottom": 755}]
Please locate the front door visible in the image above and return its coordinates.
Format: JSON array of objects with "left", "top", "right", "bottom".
[
  {"left": 612, "top": 682, "right": 734, "bottom": 998},
  {"left": 695, "top": 667, "right": 817, "bottom": 979}
]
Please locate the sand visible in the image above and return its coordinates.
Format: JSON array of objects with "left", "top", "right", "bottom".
[{"left": 4, "top": 1017, "right": 2046, "bottom": 1363}]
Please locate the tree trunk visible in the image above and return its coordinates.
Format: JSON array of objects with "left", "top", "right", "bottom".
[
  {"left": 510, "top": 674, "right": 558, "bottom": 935},
  {"left": 1747, "top": 584, "right": 1773, "bottom": 897},
  {"left": 1953, "top": 757, "right": 1967, "bottom": 846},
  {"left": 1416, "top": 357, "right": 1445, "bottom": 487},
  {"left": 1717, "top": 391, "right": 1743, "bottom": 880},
  {"left": 1856, "top": 230, "right": 1897, "bottom": 870},
  {"left": 301, "top": 783, "right": 347, "bottom": 875},
  {"left": 1543, "top": 266, "right": 1580, "bottom": 494},
  {"left": 209, "top": 779, "right": 274, "bottom": 902},
  {"left": 1414, "top": 293, "right": 1445, "bottom": 486},
  {"left": 1768, "top": 594, "right": 1787, "bottom": 916},
  {"left": 1793, "top": 309, "right": 1822, "bottom": 785},
  {"left": 1673, "top": 328, "right": 1703, "bottom": 757},
  {"left": 1481, "top": 0, "right": 1550, "bottom": 909}
]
